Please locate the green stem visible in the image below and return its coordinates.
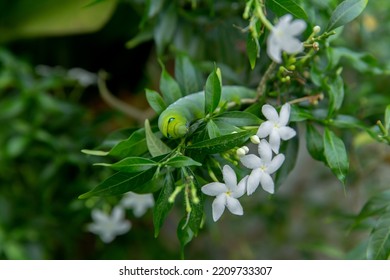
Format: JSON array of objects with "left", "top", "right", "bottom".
[{"left": 254, "top": 0, "right": 273, "bottom": 31}]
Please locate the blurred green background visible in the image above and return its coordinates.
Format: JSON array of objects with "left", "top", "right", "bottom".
[{"left": 0, "top": 0, "right": 389, "bottom": 259}]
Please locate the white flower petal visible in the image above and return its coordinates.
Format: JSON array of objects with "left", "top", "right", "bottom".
[
  {"left": 257, "top": 121, "right": 273, "bottom": 138},
  {"left": 91, "top": 209, "right": 108, "bottom": 223},
  {"left": 258, "top": 139, "right": 273, "bottom": 163},
  {"left": 240, "top": 154, "right": 262, "bottom": 169},
  {"left": 262, "top": 104, "right": 279, "bottom": 122},
  {"left": 232, "top": 175, "right": 248, "bottom": 198},
  {"left": 247, "top": 169, "right": 262, "bottom": 195},
  {"left": 282, "top": 38, "right": 304, "bottom": 54},
  {"left": 260, "top": 173, "right": 275, "bottom": 194},
  {"left": 212, "top": 194, "right": 227, "bottom": 222},
  {"left": 267, "top": 34, "right": 283, "bottom": 63},
  {"left": 226, "top": 197, "right": 244, "bottom": 216},
  {"left": 202, "top": 182, "right": 227, "bottom": 196},
  {"left": 279, "top": 103, "right": 291, "bottom": 126},
  {"left": 115, "top": 221, "right": 132, "bottom": 234},
  {"left": 279, "top": 126, "right": 296, "bottom": 140},
  {"left": 222, "top": 165, "right": 237, "bottom": 190},
  {"left": 287, "top": 19, "right": 307, "bottom": 36},
  {"left": 268, "top": 153, "right": 285, "bottom": 174},
  {"left": 111, "top": 206, "right": 125, "bottom": 222},
  {"left": 269, "top": 129, "right": 281, "bottom": 154}
]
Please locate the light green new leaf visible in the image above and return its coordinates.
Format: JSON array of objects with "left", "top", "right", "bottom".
[
  {"left": 145, "top": 88, "right": 166, "bottom": 114},
  {"left": 95, "top": 157, "right": 158, "bottom": 173},
  {"left": 323, "top": 128, "right": 349, "bottom": 184},
  {"left": 81, "top": 149, "right": 109, "bottom": 156},
  {"left": 327, "top": 0, "right": 368, "bottom": 31},
  {"left": 160, "top": 65, "right": 182, "bottom": 105},
  {"left": 367, "top": 211, "right": 390, "bottom": 260},
  {"left": 165, "top": 156, "right": 202, "bottom": 168},
  {"left": 145, "top": 119, "right": 171, "bottom": 157},
  {"left": 385, "top": 104, "right": 390, "bottom": 132},
  {"left": 108, "top": 128, "right": 148, "bottom": 157},
  {"left": 246, "top": 33, "right": 259, "bottom": 70},
  {"left": 204, "top": 67, "right": 222, "bottom": 114},
  {"left": 267, "top": 0, "right": 308, "bottom": 20}
]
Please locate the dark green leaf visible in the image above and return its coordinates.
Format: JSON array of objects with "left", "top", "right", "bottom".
[
  {"left": 367, "top": 211, "right": 390, "bottom": 260},
  {"left": 153, "top": 171, "right": 175, "bottom": 237},
  {"left": 327, "top": 0, "right": 368, "bottom": 31},
  {"left": 109, "top": 128, "right": 148, "bottom": 157},
  {"left": 215, "top": 111, "right": 261, "bottom": 126},
  {"left": 145, "top": 119, "right": 172, "bottom": 157},
  {"left": 323, "top": 128, "right": 349, "bottom": 184},
  {"left": 145, "top": 88, "right": 166, "bottom": 114},
  {"left": 206, "top": 120, "right": 221, "bottom": 139},
  {"left": 204, "top": 67, "right": 221, "bottom": 114},
  {"left": 290, "top": 105, "right": 314, "bottom": 122},
  {"left": 78, "top": 167, "right": 157, "bottom": 199},
  {"left": 165, "top": 156, "right": 202, "bottom": 168},
  {"left": 246, "top": 33, "right": 258, "bottom": 69},
  {"left": 95, "top": 157, "right": 158, "bottom": 173},
  {"left": 160, "top": 66, "right": 182, "bottom": 105},
  {"left": 186, "top": 129, "right": 255, "bottom": 154},
  {"left": 267, "top": 0, "right": 308, "bottom": 20},
  {"left": 306, "top": 123, "right": 325, "bottom": 162},
  {"left": 177, "top": 217, "right": 194, "bottom": 259},
  {"left": 175, "top": 55, "right": 204, "bottom": 95},
  {"left": 154, "top": 3, "right": 177, "bottom": 55},
  {"left": 212, "top": 120, "right": 240, "bottom": 135},
  {"left": 324, "top": 75, "right": 344, "bottom": 118}
]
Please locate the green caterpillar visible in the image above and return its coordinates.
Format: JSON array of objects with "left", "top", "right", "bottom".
[{"left": 158, "top": 86, "right": 257, "bottom": 138}]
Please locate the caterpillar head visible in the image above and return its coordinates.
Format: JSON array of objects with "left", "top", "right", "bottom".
[{"left": 159, "top": 114, "right": 188, "bottom": 139}]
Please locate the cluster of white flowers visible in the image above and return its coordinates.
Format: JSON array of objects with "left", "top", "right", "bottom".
[
  {"left": 201, "top": 103, "right": 296, "bottom": 222},
  {"left": 87, "top": 192, "right": 154, "bottom": 243},
  {"left": 267, "top": 14, "right": 307, "bottom": 63}
]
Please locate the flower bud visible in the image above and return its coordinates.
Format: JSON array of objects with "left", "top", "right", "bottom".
[
  {"left": 250, "top": 135, "right": 261, "bottom": 144},
  {"left": 313, "top": 25, "right": 321, "bottom": 34}
]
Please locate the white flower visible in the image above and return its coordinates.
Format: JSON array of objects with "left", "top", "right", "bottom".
[
  {"left": 67, "top": 68, "right": 97, "bottom": 87},
  {"left": 257, "top": 103, "right": 296, "bottom": 154},
  {"left": 240, "top": 139, "right": 285, "bottom": 195},
  {"left": 267, "top": 14, "right": 307, "bottom": 63},
  {"left": 87, "top": 206, "right": 131, "bottom": 243},
  {"left": 201, "top": 165, "right": 247, "bottom": 222},
  {"left": 120, "top": 192, "right": 154, "bottom": 217}
]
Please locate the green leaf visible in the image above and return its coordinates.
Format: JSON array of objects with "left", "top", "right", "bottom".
[
  {"left": 125, "top": 28, "right": 153, "bottom": 49},
  {"left": 145, "top": 88, "right": 166, "bottom": 114},
  {"left": 159, "top": 65, "right": 182, "bottom": 105},
  {"left": 354, "top": 190, "right": 390, "bottom": 225},
  {"left": 153, "top": 3, "right": 177, "bottom": 55},
  {"left": 175, "top": 55, "right": 204, "bottom": 95},
  {"left": 145, "top": 119, "right": 172, "bottom": 157},
  {"left": 78, "top": 167, "right": 158, "bottom": 199},
  {"left": 165, "top": 156, "right": 202, "bottom": 168},
  {"left": 206, "top": 120, "right": 221, "bottom": 139},
  {"left": 215, "top": 111, "right": 261, "bottom": 126},
  {"left": 290, "top": 105, "right": 314, "bottom": 122},
  {"left": 177, "top": 217, "right": 194, "bottom": 259},
  {"left": 267, "top": 0, "right": 308, "bottom": 20},
  {"left": 385, "top": 105, "right": 390, "bottom": 132},
  {"left": 327, "top": 0, "right": 368, "bottom": 31},
  {"left": 153, "top": 171, "right": 175, "bottom": 237},
  {"left": 81, "top": 149, "right": 109, "bottom": 156},
  {"left": 324, "top": 75, "right": 344, "bottom": 118},
  {"left": 95, "top": 157, "right": 158, "bottom": 173},
  {"left": 367, "top": 211, "right": 390, "bottom": 260},
  {"left": 186, "top": 129, "right": 254, "bottom": 154},
  {"left": 246, "top": 33, "right": 258, "bottom": 70},
  {"left": 146, "top": 0, "right": 165, "bottom": 19},
  {"left": 323, "top": 128, "right": 349, "bottom": 184},
  {"left": 108, "top": 128, "right": 148, "bottom": 157},
  {"left": 305, "top": 123, "right": 325, "bottom": 162},
  {"left": 204, "top": 67, "right": 222, "bottom": 114}
]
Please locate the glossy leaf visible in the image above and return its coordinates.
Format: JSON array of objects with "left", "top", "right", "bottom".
[
  {"left": 145, "top": 119, "right": 172, "bottom": 157},
  {"left": 108, "top": 128, "right": 148, "bottom": 157},
  {"left": 154, "top": 3, "right": 177, "bottom": 55},
  {"left": 153, "top": 171, "right": 175, "bottom": 237},
  {"left": 165, "top": 156, "right": 202, "bottom": 168},
  {"left": 78, "top": 167, "right": 158, "bottom": 199},
  {"left": 95, "top": 157, "right": 158, "bottom": 173},
  {"left": 246, "top": 33, "right": 258, "bottom": 70},
  {"left": 354, "top": 190, "right": 390, "bottom": 224},
  {"left": 324, "top": 75, "right": 344, "bottom": 118},
  {"left": 305, "top": 123, "right": 325, "bottom": 162},
  {"left": 175, "top": 55, "right": 204, "bottom": 95},
  {"left": 160, "top": 66, "right": 182, "bottom": 105},
  {"left": 323, "top": 128, "right": 349, "bottom": 184},
  {"left": 327, "top": 0, "right": 368, "bottom": 31},
  {"left": 206, "top": 120, "right": 221, "bottom": 139},
  {"left": 204, "top": 67, "right": 222, "bottom": 114},
  {"left": 215, "top": 111, "right": 261, "bottom": 126},
  {"left": 145, "top": 88, "right": 166, "bottom": 114},
  {"left": 186, "top": 129, "right": 255, "bottom": 154},
  {"left": 267, "top": 0, "right": 308, "bottom": 20},
  {"left": 367, "top": 211, "right": 390, "bottom": 260}
]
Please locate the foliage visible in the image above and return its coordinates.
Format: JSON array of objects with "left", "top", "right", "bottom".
[{"left": 80, "top": 0, "right": 390, "bottom": 259}]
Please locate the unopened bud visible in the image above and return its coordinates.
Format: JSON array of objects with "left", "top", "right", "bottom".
[
  {"left": 242, "top": 146, "right": 249, "bottom": 153},
  {"left": 313, "top": 25, "right": 321, "bottom": 34},
  {"left": 250, "top": 135, "right": 261, "bottom": 144},
  {"left": 236, "top": 147, "right": 246, "bottom": 157},
  {"left": 313, "top": 42, "right": 320, "bottom": 51}
]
